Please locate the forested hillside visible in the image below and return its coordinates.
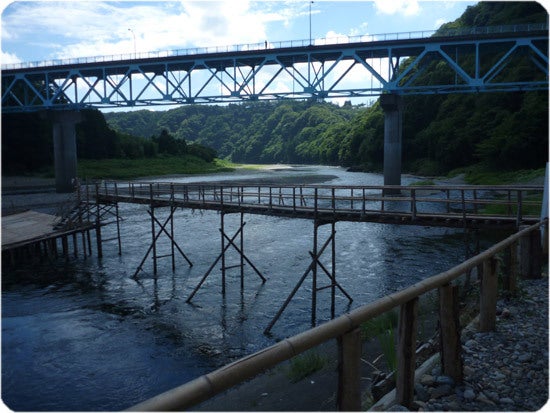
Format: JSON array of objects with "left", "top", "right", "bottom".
[
  {"left": 105, "top": 101, "right": 363, "bottom": 165},
  {"left": 2, "top": 2, "right": 547, "bottom": 177}
]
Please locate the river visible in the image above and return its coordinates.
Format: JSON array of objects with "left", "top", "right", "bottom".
[{"left": 2, "top": 166, "right": 491, "bottom": 411}]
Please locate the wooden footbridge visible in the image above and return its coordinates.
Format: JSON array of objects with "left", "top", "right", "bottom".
[
  {"left": 95, "top": 181, "right": 542, "bottom": 229},
  {"left": 91, "top": 181, "right": 543, "bottom": 332}
]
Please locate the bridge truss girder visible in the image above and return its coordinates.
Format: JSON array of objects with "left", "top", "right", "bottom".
[{"left": 2, "top": 28, "right": 548, "bottom": 112}]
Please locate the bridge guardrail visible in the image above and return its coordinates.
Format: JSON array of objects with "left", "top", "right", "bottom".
[
  {"left": 127, "top": 218, "right": 547, "bottom": 411},
  {"left": 3, "top": 23, "right": 547, "bottom": 71}
]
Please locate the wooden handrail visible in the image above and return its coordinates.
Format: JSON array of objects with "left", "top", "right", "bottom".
[
  {"left": 95, "top": 182, "right": 544, "bottom": 224},
  {"left": 128, "top": 220, "right": 546, "bottom": 411}
]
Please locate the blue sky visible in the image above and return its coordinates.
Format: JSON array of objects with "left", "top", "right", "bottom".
[{"left": 1, "top": 1, "right": 478, "bottom": 65}]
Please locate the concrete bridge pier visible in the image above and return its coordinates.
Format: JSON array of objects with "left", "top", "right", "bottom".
[
  {"left": 52, "top": 111, "right": 81, "bottom": 193},
  {"left": 380, "top": 93, "right": 403, "bottom": 193}
]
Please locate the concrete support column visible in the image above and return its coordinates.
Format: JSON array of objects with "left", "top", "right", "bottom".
[
  {"left": 380, "top": 93, "right": 403, "bottom": 190},
  {"left": 52, "top": 111, "right": 81, "bottom": 193}
]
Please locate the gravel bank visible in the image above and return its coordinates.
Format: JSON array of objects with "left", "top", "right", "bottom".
[{"left": 411, "top": 277, "right": 549, "bottom": 412}]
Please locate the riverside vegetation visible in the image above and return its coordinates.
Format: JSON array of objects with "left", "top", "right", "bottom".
[{"left": 1, "top": 2, "right": 547, "bottom": 183}]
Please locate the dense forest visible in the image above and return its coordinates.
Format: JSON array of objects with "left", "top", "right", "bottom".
[{"left": 2, "top": 2, "right": 548, "bottom": 177}]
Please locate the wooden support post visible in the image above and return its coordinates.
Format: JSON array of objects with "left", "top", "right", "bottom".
[
  {"left": 87, "top": 230, "right": 92, "bottom": 256},
  {"left": 62, "top": 235, "right": 68, "bottom": 259},
  {"left": 438, "top": 284, "right": 463, "bottom": 383},
  {"left": 479, "top": 258, "right": 498, "bottom": 332},
  {"left": 151, "top": 206, "right": 158, "bottom": 275},
  {"left": 502, "top": 243, "right": 518, "bottom": 294},
  {"left": 331, "top": 221, "right": 336, "bottom": 319},
  {"left": 81, "top": 232, "right": 87, "bottom": 258},
  {"left": 529, "top": 227, "right": 542, "bottom": 279},
  {"left": 337, "top": 328, "right": 362, "bottom": 411},
  {"left": 221, "top": 212, "right": 226, "bottom": 296},
  {"left": 115, "top": 202, "right": 122, "bottom": 256},
  {"left": 240, "top": 213, "right": 245, "bottom": 290},
  {"left": 312, "top": 221, "right": 318, "bottom": 327},
  {"left": 72, "top": 233, "right": 78, "bottom": 258},
  {"left": 52, "top": 238, "right": 58, "bottom": 258},
  {"left": 518, "top": 225, "right": 541, "bottom": 279},
  {"left": 396, "top": 298, "right": 418, "bottom": 408},
  {"left": 95, "top": 185, "right": 103, "bottom": 258},
  {"left": 170, "top": 205, "right": 176, "bottom": 271}
]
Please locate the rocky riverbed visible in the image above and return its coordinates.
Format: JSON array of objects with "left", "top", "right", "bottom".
[{"left": 411, "top": 277, "right": 548, "bottom": 411}]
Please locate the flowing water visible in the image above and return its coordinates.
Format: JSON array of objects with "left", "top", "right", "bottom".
[{"left": 2, "top": 166, "right": 489, "bottom": 411}]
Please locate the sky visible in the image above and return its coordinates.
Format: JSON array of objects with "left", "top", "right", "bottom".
[{"left": 1, "top": 0, "right": 479, "bottom": 65}]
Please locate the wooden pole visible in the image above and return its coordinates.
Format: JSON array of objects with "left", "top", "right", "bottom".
[
  {"left": 221, "top": 212, "right": 226, "bottom": 296},
  {"left": 95, "top": 184, "right": 103, "bottom": 258},
  {"left": 170, "top": 206, "right": 176, "bottom": 271},
  {"left": 312, "top": 221, "right": 318, "bottom": 326},
  {"left": 502, "top": 243, "right": 518, "bottom": 294},
  {"left": 396, "top": 297, "right": 418, "bottom": 408},
  {"left": 479, "top": 258, "right": 498, "bottom": 332},
  {"left": 87, "top": 230, "right": 92, "bottom": 255},
  {"left": 240, "top": 213, "right": 244, "bottom": 290},
  {"left": 331, "top": 221, "right": 336, "bottom": 319},
  {"left": 438, "top": 284, "right": 463, "bottom": 383},
  {"left": 62, "top": 235, "right": 68, "bottom": 259},
  {"left": 72, "top": 233, "right": 78, "bottom": 258},
  {"left": 529, "top": 227, "right": 542, "bottom": 279},
  {"left": 518, "top": 224, "right": 541, "bottom": 279},
  {"left": 337, "top": 328, "right": 362, "bottom": 411}
]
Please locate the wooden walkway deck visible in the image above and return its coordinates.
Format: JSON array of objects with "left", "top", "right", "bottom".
[
  {"left": 2, "top": 211, "right": 61, "bottom": 250},
  {"left": 1, "top": 209, "right": 96, "bottom": 264},
  {"left": 94, "top": 182, "right": 544, "bottom": 230}
]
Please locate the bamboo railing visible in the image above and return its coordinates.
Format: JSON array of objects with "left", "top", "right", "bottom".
[{"left": 128, "top": 219, "right": 546, "bottom": 411}]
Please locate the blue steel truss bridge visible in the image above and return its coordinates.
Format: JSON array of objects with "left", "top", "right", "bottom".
[
  {"left": 2, "top": 23, "right": 548, "bottom": 193},
  {"left": 2, "top": 23, "right": 548, "bottom": 112}
]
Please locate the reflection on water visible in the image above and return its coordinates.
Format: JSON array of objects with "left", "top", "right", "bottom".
[{"left": 2, "top": 166, "right": 483, "bottom": 411}]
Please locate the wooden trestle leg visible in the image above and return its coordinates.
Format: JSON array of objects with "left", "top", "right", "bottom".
[
  {"left": 264, "top": 220, "right": 353, "bottom": 334},
  {"left": 133, "top": 205, "right": 193, "bottom": 278},
  {"left": 186, "top": 212, "right": 266, "bottom": 302}
]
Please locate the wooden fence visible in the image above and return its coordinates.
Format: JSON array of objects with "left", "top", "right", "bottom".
[{"left": 128, "top": 219, "right": 547, "bottom": 411}]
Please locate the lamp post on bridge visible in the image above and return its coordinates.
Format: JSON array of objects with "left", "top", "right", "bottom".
[
  {"left": 128, "top": 28, "right": 136, "bottom": 58},
  {"left": 309, "top": 1, "right": 313, "bottom": 45}
]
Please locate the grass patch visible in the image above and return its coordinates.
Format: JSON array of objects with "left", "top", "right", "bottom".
[
  {"left": 480, "top": 192, "right": 543, "bottom": 217},
  {"left": 77, "top": 156, "right": 235, "bottom": 180},
  {"left": 409, "top": 179, "right": 436, "bottom": 186},
  {"left": 361, "top": 310, "right": 398, "bottom": 373},
  {"left": 287, "top": 351, "right": 327, "bottom": 383},
  {"left": 450, "top": 164, "right": 546, "bottom": 185}
]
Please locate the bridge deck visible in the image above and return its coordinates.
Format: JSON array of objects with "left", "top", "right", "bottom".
[{"left": 93, "top": 182, "right": 543, "bottom": 230}]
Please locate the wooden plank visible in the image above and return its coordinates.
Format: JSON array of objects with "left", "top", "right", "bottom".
[{"left": 1, "top": 211, "right": 60, "bottom": 248}]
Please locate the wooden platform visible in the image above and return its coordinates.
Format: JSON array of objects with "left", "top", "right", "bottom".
[{"left": 1, "top": 210, "right": 62, "bottom": 250}]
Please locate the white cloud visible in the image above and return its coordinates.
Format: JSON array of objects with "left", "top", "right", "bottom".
[
  {"left": 373, "top": 0, "right": 421, "bottom": 16},
  {"left": 1, "top": 1, "right": 302, "bottom": 62},
  {"left": 1, "top": 50, "right": 21, "bottom": 64}
]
